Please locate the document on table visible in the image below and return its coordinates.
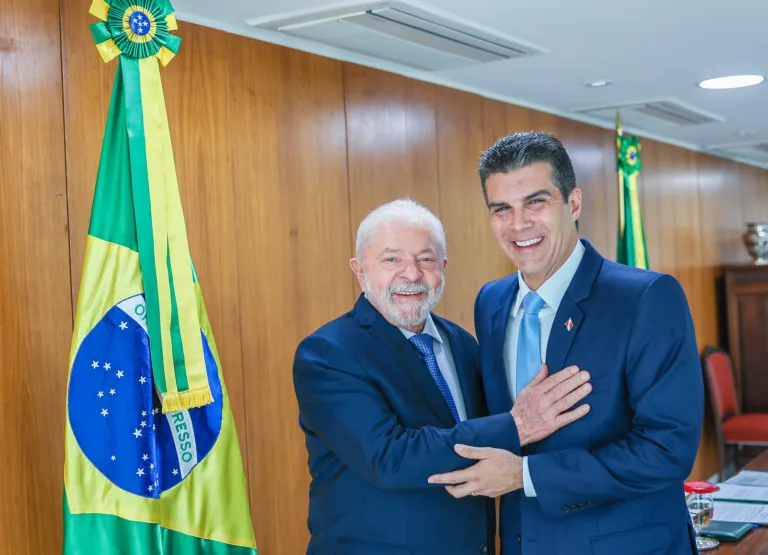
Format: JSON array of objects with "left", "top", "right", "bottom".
[
  {"left": 714, "top": 483, "right": 768, "bottom": 503},
  {"left": 714, "top": 501, "right": 768, "bottom": 525},
  {"left": 726, "top": 470, "right": 768, "bottom": 488}
]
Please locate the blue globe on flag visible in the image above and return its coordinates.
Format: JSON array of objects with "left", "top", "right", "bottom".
[{"left": 67, "top": 293, "right": 223, "bottom": 499}]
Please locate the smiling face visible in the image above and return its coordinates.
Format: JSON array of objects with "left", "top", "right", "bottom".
[
  {"left": 486, "top": 161, "right": 582, "bottom": 290},
  {"left": 350, "top": 219, "right": 446, "bottom": 332}
]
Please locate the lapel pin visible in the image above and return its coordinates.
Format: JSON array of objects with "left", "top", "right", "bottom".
[{"left": 565, "top": 318, "right": 574, "bottom": 331}]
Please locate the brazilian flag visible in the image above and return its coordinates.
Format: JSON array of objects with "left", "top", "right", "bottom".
[
  {"left": 63, "top": 1, "right": 257, "bottom": 553},
  {"left": 616, "top": 115, "right": 649, "bottom": 269}
]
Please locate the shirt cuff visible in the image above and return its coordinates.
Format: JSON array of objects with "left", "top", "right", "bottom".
[{"left": 523, "top": 456, "right": 537, "bottom": 497}]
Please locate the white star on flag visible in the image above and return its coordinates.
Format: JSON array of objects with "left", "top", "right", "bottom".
[
  {"left": 132, "top": 16, "right": 138, "bottom": 23},
  {"left": 91, "top": 361, "right": 99, "bottom": 369},
  {"left": 111, "top": 456, "right": 116, "bottom": 461},
  {"left": 116, "top": 370, "right": 124, "bottom": 378},
  {"left": 101, "top": 409, "right": 108, "bottom": 417},
  {"left": 137, "top": 468, "right": 145, "bottom": 476},
  {"left": 150, "top": 463, "right": 155, "bottom": 469},
  {"left": 154, "top": 480, "right": 159, "bottom": 487},
  {"left": 103, "top": 362, "right": 111, "bottom": 371},
  {"left": 152, "top": 424, "right": 156, "bottom": 430},
  {"left": 172, "top": 469, "right": 179, "bottom": 475},
  {"left": 139, "top": 376, "right": 147, "bottom": 384},
  {"left": 143, "top": 454, "right": 149, "bottom": 461},
  {"left": 148, "top": 485, "right": 154, "bottom": 492},
  {"left": 110, "top": 389, "right": 116, "bottom": 395},
  {"left": 140, "top": 421, "right": 147, "bottom": 428},
  {"left": 133, "top": 428, "right": 142, "bottom": 438},
  {"left": 97, "top": 391, "right": 104, "bottom": 398},
  {"left": 119, "top": 321, "right": 128, "bottom": 330},
  {"left": 152, "top": 408, "right": 159, "bottom": 415},
  {"left": 141, "top": 410, "right": 147, "bottom": 417}
]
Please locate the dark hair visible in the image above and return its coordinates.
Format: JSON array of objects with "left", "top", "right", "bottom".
[{"left": 478, "top": 131, "right": 577, "bottom": 206}]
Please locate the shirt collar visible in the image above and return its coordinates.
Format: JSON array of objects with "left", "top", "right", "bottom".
[
  {"left": 399, "top": 312, "right": 443, "bottom": 344},
  {"left": 512, "top": 239, "right": 585, "bottom": 317}
]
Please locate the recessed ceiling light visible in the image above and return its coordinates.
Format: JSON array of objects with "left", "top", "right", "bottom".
[
  {"left": 587, "top": 80, "right": 611, "bottom": 87},
  {"left": 699, "top": 75, "right": 764, "bottom": 89},
  {"left": 736, "top": 131, "right": 754, "bottom": 137}
]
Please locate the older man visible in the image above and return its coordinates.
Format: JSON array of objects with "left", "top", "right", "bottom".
[{"left": 293, "top": 199, "right": 591, "bottom": 555}]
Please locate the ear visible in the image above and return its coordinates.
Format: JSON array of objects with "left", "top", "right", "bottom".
[
  {"left": 349, "top": 258, "right": 366, "bottom": 292},
  {"left": 568, "top": 187, "right": 582, "bottom": 222},
  {"left": 442, "top": 257, "right": 448, "bottom": 271}
]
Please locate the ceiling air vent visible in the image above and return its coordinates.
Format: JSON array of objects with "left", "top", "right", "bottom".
[
  {"left": 707, "top": 141, "right": 768, "bottom": 166},
  {"left": 246, "top": 2, "right": 545, "bottom": 72},
  {"left": 576, "top": 99, "right": 723, "bottom": 127},
  {"left": 633, "top": 101, "right": 720, "bottom": 126}
]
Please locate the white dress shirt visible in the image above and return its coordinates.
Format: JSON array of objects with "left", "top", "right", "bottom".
[
  {"left": 400, "top": 313, "right": 468, "bottom": 421},
  {"left": 504, "top": 240, "right": 585, "bottom": 496}
]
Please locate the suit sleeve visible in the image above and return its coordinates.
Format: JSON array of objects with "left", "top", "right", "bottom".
[
  {"left": 527, "top": 274, "right": 704, "bottom": 516},
  {"left": 293, "top": 334, "right": 521, "bottom": 491}
]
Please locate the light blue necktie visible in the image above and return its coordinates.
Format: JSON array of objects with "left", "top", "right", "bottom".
[
  {"left": 408, "top": 334, "right": 461, "bottom": 423},
  {"left": 516, "top": 292, "right": 546, "bottom": 398}
]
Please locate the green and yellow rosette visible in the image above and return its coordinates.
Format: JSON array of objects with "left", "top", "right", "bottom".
[
  {"left": 87, "top": 0, "right": 214, "bottom": 413},
  {"left": 89, "top": 0, "right": 180, "bottom": 66},
  {"left": 617, "top": 135, "right": 642, "bottom": 176}
]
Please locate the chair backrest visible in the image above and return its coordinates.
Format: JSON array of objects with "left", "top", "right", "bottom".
[{"left": 702, "top": 346, "right": 739, "bottom": 421}]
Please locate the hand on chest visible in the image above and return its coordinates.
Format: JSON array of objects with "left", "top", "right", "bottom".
[{"left": 507, "top": 307, "right": 634, "bottom": 449}]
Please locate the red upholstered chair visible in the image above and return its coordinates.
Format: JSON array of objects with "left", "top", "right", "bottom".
[{"left": 702, "top": 346, "right": 768, "bottom": 481}]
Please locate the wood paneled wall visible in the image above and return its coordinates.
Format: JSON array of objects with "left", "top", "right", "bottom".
[
  {"left": 0, "top": 0, "right": 71, "bottom": 551},
  {"left": 3, "top": 2, "right": 768, "bottom": 553}
]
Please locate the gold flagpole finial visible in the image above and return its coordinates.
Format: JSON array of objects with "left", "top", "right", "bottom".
[{"left": 616, "top": 110, "right": 623, "bottom": 136}]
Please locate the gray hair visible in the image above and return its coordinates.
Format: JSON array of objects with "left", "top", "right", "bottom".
[{"left": 355, "top": 198, "right": 446, "bottom": 261}]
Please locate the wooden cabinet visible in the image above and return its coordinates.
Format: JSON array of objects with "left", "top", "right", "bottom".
[{"left": 723, "top": 265, "right": 768, "bottom": 413}]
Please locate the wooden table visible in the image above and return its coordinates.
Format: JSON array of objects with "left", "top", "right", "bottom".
[{"left": 710, "top": 450, "right": 768, "bottom": 554}]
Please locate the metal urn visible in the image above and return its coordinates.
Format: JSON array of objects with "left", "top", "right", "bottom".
[{"left": 742, "top": 223, "right": 768, "bottom": 264}]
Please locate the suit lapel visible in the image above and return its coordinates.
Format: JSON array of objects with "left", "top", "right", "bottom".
[
  {"left": 525, "top": 241, "right": 602, "bottom": 456},
  {"left": 355, "top": 296, "right": 456, "bottom": 426},
  {"left": 545, "top": 296, "right": 584, "bottom": 375},
  {"left": 545, "top": 239, "right": 603, "bottom": 379},
  {"left": 434, "top": 317, "right": 480, "bottom": 419},
  {"left": 490, "top": 278, "right": 518, "bottom": 412}
]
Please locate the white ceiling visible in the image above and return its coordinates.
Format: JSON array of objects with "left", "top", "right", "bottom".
[{"left": 174, "top": 0, "right": 768, "bottom": 168}]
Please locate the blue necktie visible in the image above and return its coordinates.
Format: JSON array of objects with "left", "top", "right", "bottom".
[
  {"left": 516, "top": 292, "right": 546, "bottom": 398},
  {"left": 408, "top": 334, "right": 461, "bottom": 423}
]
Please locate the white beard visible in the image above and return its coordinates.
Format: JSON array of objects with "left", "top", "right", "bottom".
[{"left": 363, "top": 273, "right": 445, "bottom": 327}]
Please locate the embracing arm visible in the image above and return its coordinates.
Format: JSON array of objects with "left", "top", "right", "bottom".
[{"left": 293, "top": 334, "right": 520, "bottom": 491}]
